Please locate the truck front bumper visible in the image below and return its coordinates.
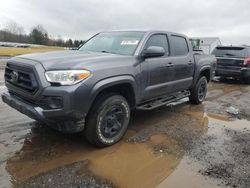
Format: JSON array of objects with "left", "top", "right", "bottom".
[
  {"left": 1, "top": 83, "right": 92, "bottom": 133},
  {"left": 2, "top": 92, "right": 45, "bottom": 122}
]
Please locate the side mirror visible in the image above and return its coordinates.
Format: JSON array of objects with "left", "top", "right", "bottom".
[{"left": 142, "top": 46, "right": 165, "bottom": 58}]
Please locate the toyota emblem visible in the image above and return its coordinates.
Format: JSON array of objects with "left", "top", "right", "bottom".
[{"left": 10, "top": 71, "right": 19, "bottom": 83}]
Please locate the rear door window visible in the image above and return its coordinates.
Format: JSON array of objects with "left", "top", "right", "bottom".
[
  {"left": 170, "top": 35, "right": 189, "bottom": 56},
  {"left": 212, "top": 47, "right": 248, "bottom": 58}
]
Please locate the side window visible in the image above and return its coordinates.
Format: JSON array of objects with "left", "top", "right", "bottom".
[
  {"left": 145, "top": 34, "right": 169, "bottom": 55},
  {"left": 170, "top": 35, "right": 189, "bottom": 56}
]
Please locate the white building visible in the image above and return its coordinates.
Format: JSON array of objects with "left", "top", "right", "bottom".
[{"left": 190, "top": 37, "right": 221, "bottom": 54}]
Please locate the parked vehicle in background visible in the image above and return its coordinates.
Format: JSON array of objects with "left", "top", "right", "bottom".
[
  {"left": 212, "top": 46, "right": 250, "bottom": 84},
  {"left": 2, "top": 30, "right": 216, "bottom": 147},
  {"left": 190, "top": 37, "right": 221, "bottom": 54}
]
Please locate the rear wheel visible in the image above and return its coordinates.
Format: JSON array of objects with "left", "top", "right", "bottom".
[
  {"left": 84, "top": 93, "right": 130, "bottom": 147},
  {"left": 189, "top": 76, "right": 208, "bottom": 105}
]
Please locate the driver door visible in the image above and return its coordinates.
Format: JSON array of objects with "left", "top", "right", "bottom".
[{"left": 141, "top": 34, "right": 175, "bottom": 100}]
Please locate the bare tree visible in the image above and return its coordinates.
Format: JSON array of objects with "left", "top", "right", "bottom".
[
  {"left": 4, "top": 21, "right": 24, "bottom": 35},
  {"left": 0, "top": 21, "right": 80, "bottom": 47}
]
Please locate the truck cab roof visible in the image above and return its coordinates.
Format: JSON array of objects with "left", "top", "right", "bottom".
[{"left": 100, "top": 30, "right": 188, "bottom": 38}]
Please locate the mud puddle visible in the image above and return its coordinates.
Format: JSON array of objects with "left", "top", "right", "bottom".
[
  {"left": 157, "top": 115, "right": 250, "bottom": 188},
  {"left": 7, "top": 106, "right": 249, "bottom": 188},
  {"left": 157, "top": 156, "right": 220, "bottom": 188},
  {"left": 1, "top": 100, "right": 209, "bottom": 188},
  {"left": 7, "top": 131, "right": 183, "bottom": 188},
  {"left": 206, "top": 78, "right": 250, "bottom": 120},
  {"left": 4, "top": 116, "right": 189, "bottom": 188},
  {"left": 197, "top": 117, "right": 250, "bottom": 188}
]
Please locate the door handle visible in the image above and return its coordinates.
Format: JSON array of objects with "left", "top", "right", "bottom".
[
  {"left": 188, "top": 61, "right": 193, "bottom": 65},
  {"left": 160, "top": 62, "right": 174, "bottom": 68},
  {"left": 166, "top": 62, "right": 174, "bottom": 67}
]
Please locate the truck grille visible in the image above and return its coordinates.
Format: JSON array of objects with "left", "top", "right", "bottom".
[{"left": 4, "top": 65, "right": 38, "bottom": 93}]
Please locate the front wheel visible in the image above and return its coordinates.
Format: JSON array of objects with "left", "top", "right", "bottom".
[
  {"left": 84, "top": 93, "right": 130, "bottom": 147},
  {"left": 189, "top": 76, "right": 208, "bottom": 105}
]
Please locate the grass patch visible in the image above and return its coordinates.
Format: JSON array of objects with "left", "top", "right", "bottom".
[{"left": 0, "top": 46, "right": 64, "bottom": 56}]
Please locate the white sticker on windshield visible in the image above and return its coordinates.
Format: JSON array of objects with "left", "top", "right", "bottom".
[{"left": 121, "top": 40, "right": 139, "bottom": 45}]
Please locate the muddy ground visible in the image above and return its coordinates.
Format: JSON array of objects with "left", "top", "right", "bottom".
[{"left": 0, "top": 62, "right": 249, "bottom": 188}]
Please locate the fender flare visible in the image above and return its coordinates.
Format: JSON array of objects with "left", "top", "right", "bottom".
[
  {"left": 200, "top": 66, "right": 212, "bottom": 81},
  {"left": 200, "top": 65, "right": 211, "bottom": 73},
  {"left": 192, "top": 66, "right": 211, "bottom": 87},
  {"left": 88, "top": 75, "right": 138, "bottom": 109}
]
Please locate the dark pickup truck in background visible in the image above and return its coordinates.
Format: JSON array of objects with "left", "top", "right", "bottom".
[
  {"left": 212, "top": 46, "right": 250, "bottom": 83},
  {"left": 2, "top": 30, "right": 216, "bottom": 147}
]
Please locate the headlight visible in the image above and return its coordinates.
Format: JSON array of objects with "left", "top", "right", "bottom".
[{"left": 45, "top": 70, "right": 91, "bottom": 85}]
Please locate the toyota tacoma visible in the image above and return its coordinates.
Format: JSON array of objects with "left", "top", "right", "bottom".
[{"left": 2, "top": 30, "right": 216, "bottom": 147}]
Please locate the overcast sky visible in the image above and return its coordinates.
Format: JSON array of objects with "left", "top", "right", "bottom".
[{"left": 0, "top": 0, "right": 250, "bottom": 45}]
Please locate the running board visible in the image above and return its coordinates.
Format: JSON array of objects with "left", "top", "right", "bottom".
[{"left": 136, "top": 90, "right": 190, "bottom": 110}]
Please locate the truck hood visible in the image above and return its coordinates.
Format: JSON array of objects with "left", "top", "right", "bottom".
[{"left": 15, "top": 50, "right": 133, "bottom": 71}]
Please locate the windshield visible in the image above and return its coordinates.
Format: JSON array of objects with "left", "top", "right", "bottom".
[
  {"left": 212, "top": 47, "right": 248, "bottom": 58},
  {"left": 79, "top": 31, "right": 145, "bottom": 56}
]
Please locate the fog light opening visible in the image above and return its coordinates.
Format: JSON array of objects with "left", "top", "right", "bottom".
[{"left": 47, "top": 97, "right": 63, "bottom": 109}]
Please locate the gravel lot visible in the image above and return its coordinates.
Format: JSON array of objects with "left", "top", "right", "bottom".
[{"left": 0, "top": 62, "right": 249, "bottom": 188}]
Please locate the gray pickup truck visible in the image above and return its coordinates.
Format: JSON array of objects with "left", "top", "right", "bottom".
[{"left": 2, "top": 30, "right": 216, "bottom": 147}]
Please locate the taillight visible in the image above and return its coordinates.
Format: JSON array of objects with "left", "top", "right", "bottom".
[{"left": 244, "top": 58, "right": 250, "bottom": 65}]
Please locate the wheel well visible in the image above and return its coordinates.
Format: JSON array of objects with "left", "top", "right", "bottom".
[
  {"left": 200, "top": 69, "right": 210, "bottom": 82},
  {"left": 94, "top": 83, "right": 136, "bottom": 108}
]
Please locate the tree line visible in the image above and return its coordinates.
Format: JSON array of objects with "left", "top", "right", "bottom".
[{"left": 0, "top": 22, "right": 84, "bottom": 48}]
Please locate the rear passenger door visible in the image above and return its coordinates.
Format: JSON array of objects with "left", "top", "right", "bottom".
[{"left": 168, "top": 35, "right": 194, "bottom": 92}]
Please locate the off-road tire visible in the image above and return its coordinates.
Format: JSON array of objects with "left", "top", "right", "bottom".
[
  {"left": 84, "top": 93, "right": 130, "bottom": 147},
  {"left": 189, "top": 76, "right": 208, "bottom": 105}
]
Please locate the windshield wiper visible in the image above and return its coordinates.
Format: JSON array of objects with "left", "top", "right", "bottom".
[
  {"left": 101, "top": 50, "right": 112, "bottom": 54},
  {"left": 100, "top": 51, "right": 121, "bottom": 55}
]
